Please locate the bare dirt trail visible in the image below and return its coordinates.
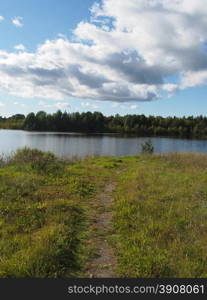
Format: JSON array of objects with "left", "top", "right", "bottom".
[{"left": 86, "top": 182, "right": 117, "bottom": 278}]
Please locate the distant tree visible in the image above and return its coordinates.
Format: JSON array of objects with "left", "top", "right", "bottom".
[
  {"left": 24, "top": 112, "right": 36, "bottom": 130},
  {"left": 2, "top": 109, "right": 207, "bottom": 138},
  {"left": 35, "top": 111, "right": 47, "bottom": 130},
  {"left": 10, "top": 114, "right": 25, "bottom": 121}
]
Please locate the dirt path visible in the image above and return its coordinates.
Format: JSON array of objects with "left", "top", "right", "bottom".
[{"left": 86, "top": 182, "right": 117, "bottom": 278}]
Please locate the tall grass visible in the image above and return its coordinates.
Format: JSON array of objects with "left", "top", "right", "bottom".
[
  {"left": 111, "top": 154, "right": 207, "bottom": 278},
  {"left": 0, "top": 148, "right": 125, "bottom": 278},
  {"left": 2, "top": 149, "right": 207, "bottom": 278}
]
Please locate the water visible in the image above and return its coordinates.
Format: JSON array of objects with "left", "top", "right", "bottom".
[{"left": 1, "top": 129, "right": 207, "bottom": 158}]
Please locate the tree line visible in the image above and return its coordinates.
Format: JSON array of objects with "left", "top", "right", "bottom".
[{"left": 1, "top": 110, "right": 207, "bottom": 138}]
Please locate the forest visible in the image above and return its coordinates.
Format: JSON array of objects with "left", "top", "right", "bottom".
[{"left": 1, "top": 110, "right": 207, "bottom": 138}]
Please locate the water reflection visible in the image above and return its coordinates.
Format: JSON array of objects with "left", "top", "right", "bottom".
[{"left": 1, "top": 129, "right": 207, "bottom": 158}]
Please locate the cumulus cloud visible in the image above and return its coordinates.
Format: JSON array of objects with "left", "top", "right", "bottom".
[
  {"left": 163, "top": 84, "right": 179, "bottom": 93},
  {"left": 0, "top": 16, "right": 4, "bottom": 22},
  {"left": 0, "top": 0, "right": 207, "bottom": 103},
  {"left": 181, "top": 71, "right": 207, "bottom": 88},
  {"left": 12, "top": 16, "right": 23, "bottom": 27}
]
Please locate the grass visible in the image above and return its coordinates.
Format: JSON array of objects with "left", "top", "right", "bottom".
[
  {"left": 1, "top": 148, "right": 207, "bottom": 278},
  {"left": 111, "top": 154, "right": 207, "bottom": 278},
  {"left": 0, "top": 148, "right": 125, "bottom": 278}
]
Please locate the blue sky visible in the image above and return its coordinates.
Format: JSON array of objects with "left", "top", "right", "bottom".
[
  {"left": 0, "top": 0, "right": 95, "bottom": 52},
  {"left": 0, "top": 0, "right": 207, "bottom": 117}
]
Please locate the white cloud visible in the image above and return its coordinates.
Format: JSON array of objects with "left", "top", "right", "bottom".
[
  {"left": 14, "top": 44, "right": 26, "bottom": 52},
  {"left": 0, "top": 0, "right": 206, "bottom": 103},
  {"left": 163, "top": 84, "right": 179, "bottom": 93},
  {"left": 181, "top": 71, "right": 207, "bottom": 88},
  {"left": 12, "top": 16, "right": 23, "bottom": 27},
  {"left": 0, "top": 16, "right": 4, "bottom": 22},
  {"left": 0, "top": 102, "right": 5, "bottom": 107}
]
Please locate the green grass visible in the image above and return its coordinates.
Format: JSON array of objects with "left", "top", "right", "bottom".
[
  {"left": 2, "top": 149, "right": 207, "bottom": 278},
  {"left": 0, "top": 148, "right": 125, "bottom": 278},
  {"left": 111, "top": 154, "right": 207, "bottom": 278}
]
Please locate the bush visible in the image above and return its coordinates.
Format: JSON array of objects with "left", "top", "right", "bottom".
[
  {"left": 12, "top": 147, "right": 63, "bottom": 174},
  {"left": 141, "top": 139, "right": 154, "bottom": 154}
]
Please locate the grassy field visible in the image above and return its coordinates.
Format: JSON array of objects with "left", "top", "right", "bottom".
[
  {"left": 1, "top": 149, "right": 207, "bottom": 278},
  {"left": 0, "top": 148, "right": 124, "bottom": 278},
  {"left": 112, "top": 154, "right": 207, "bottom": 278}
]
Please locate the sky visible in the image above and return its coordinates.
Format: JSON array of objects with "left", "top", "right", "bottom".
[{"left": 0, "top": 0, "right": 207, "bottom": 117}]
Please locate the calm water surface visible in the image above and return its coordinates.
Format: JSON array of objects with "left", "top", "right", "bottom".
[{"left": 1, "top": 129, "right": 207, "bottom": 158}]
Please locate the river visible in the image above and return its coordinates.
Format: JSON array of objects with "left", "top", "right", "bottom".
[{"left": 1, "top": 129, "right": 207, "bottom": 158}]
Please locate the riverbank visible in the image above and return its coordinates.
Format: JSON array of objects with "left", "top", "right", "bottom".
[{"left": 1, "top": 149, "right": 207, "bottom": 277}]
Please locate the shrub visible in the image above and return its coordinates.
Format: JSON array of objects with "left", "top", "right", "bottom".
[
  {"left": 12, "top": 148, "right": 63, "bottom": 174},
  {"left": 141, "top": 140, "right": 154, "bottom": 154}
]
